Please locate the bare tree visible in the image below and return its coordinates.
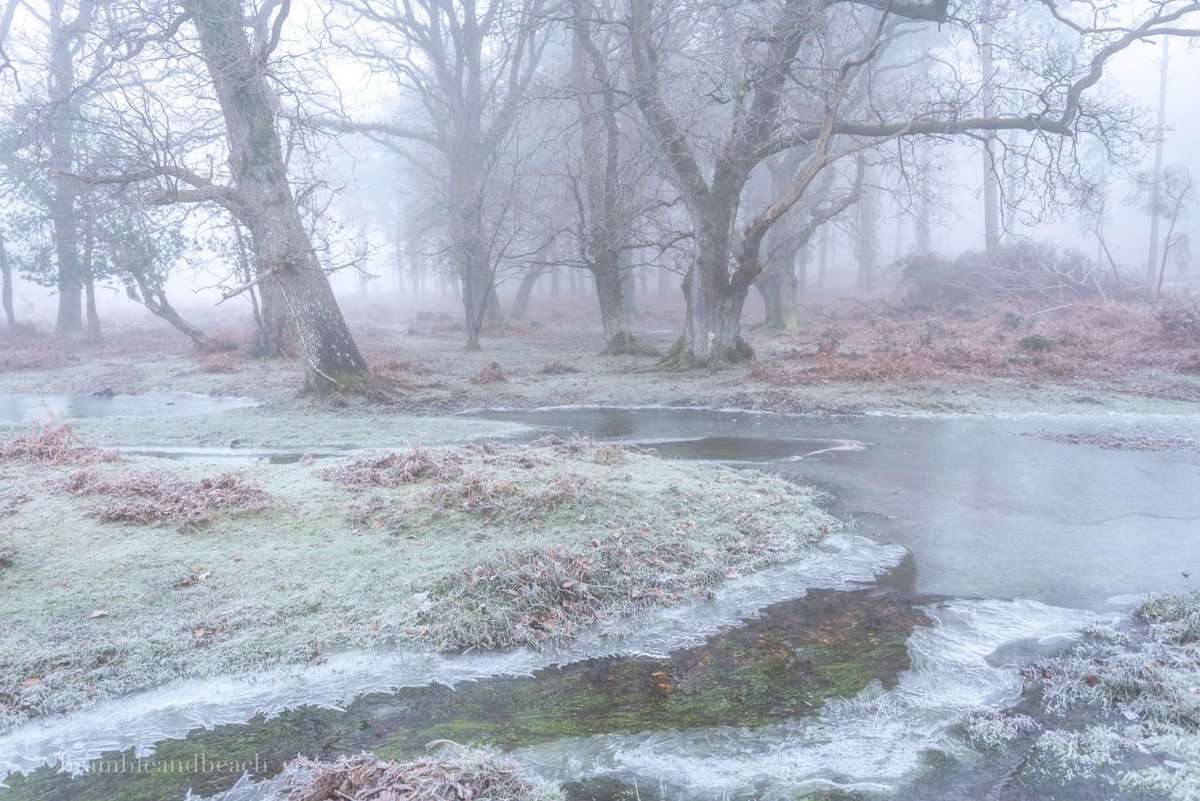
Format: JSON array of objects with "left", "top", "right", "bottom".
[
  {"left": 626, "top": 0, "right": 1200, "bottom": 366},
  {"left": 324, "top": 0, "right": 549, "bottom": 350},
  {"left": 183, "top": 0, "right": 369, "bottom": 390},
  {"left": 1146, "top": 36, "right": 1170, "bottom": 286}
]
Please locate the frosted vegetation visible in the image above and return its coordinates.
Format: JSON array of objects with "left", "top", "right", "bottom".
[{"left": 0, "top": 424, "right": 835, "bottom": 735}]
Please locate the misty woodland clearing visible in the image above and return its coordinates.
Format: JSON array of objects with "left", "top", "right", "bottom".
[{"left": 1, "top": 0, "right": 1200, "bottom": 800}]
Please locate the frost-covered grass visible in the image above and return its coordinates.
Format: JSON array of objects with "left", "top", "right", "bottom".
[
  {"left": 1018, "top": 590, "right": 1200, "bottom": 799},
  {"left": 0, "top": 433, "right": 836, "bottom": 735}
]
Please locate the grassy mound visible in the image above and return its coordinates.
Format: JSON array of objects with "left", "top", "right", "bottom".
[
  {"left": 965, "top": 590, "right": 1200, "bottom": 799},
  {"left": 0, "top": 430, "right": 836, "bottom": 734}
]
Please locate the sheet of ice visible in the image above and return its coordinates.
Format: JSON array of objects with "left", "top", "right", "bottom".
[
  {"left": 509, "top": 598, "right": 1102, "bottom": 800},
  {"left": 0, "top": 533, "right": 905, "bottom": 782}
]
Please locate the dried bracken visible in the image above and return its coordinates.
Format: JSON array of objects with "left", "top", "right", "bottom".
[
  {"left": 419, "top": 518, "right": 795, "bottom": 649},
  {"left": 279, "top": 749, "right": 562, "bottom": 801},
  {"left": 750, "top": 302, "right": 1198, "bottom": 386},
  {"left": 472, "top": 361, "right": 507, "bottom": 384},
  {"left": 0, "top": 420, "right": 115, "bottom": 465},
  {"left": 63, "top": 469, "right": 270, "bottom": 530},
  {"left": 323, "top": 446, "right": 466, "bottom": 488}
]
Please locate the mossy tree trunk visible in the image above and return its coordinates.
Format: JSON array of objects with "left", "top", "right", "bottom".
[{"left": 185, "top": 0, "right": 368, "bottom": 391}]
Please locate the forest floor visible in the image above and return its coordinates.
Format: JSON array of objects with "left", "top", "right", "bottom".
[
  {"left": 2, "top": 293, "right": 1199, "bottom": 428},
  {"left": 1, "top": 291, "right": 1197, "bottom": 733},
  {"left": 1, "top": 291, "right": 1199, "bottom": 801}
]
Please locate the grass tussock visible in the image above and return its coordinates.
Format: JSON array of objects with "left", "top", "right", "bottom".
[
  {"left": 472, "top": 361, "right": 507, "bottom": 384},
  {"left": 0, "top": 420, "right": 115, "bottom": 465},
  {"left": 324, "top": 445, "right": 468, "bottom": 488},
  {"left": 63, "top": 468, "right": 270, "bottom": 530},
  {"left": 327, "top": 439, "right": 649, "bottom": 526},
  {"left": 279, "top": 748, "right": 563, "bottom": 801},
  {"left": 421, "top": 506, "right": 815, "bottom": 649}
]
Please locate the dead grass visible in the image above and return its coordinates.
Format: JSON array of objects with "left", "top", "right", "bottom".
[
  {"left": 428, "top": 471, "right": 593, "bottom": 521},
  {"left": 0, "top": 419, "right": 116, "bottom": 465},
  {"left": 279, "top": 748, "right": 562, "bottom": 801},
  {"left": 750, "top": 302, "right": 1199, "bottom": 386},
  {"left": 472, "top": 361, "right": 507, "bottom": 384},
  {"left": 62, "top": 468, "right": 270, "bottom": 531},
  {"left": 538, "top": 361, "right": 581, "bottom": 375},
  {"left": 323, "top": 445, "right": 467, "bottom": 488}
]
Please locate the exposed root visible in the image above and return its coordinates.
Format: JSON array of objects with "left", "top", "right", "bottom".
[
  {"left": 600, "top": 331, "right": 661, "bottom": 357},
  {"left": 658, "top": 335, "right": 754, "bottom": 371}
]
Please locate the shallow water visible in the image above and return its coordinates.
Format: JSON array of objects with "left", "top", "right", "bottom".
[
  {"left": 475, "top": 407, "right": 1200, "bottom": 610},
  {"left": 0, "top": 392, "right": 257, "bottom": 426},
  {"left": 2, "top": 405, "right": 1196, "bottom": 800}
]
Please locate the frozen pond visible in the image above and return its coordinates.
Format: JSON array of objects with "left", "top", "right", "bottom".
[{"left": 0, "top": 392, "right": 258, "bottom": 426}]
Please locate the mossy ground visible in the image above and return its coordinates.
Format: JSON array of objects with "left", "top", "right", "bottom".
[
  {"left": 2, "top": 585, "right": 923, "bottom": 801},
  {"left": 0, "top": 435, "right": 836, "bottom": 736}
]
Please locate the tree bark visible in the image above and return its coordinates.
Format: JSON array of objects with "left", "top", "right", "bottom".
[{"left": 185, "top": 0, "right": 368, "bottom": 391}]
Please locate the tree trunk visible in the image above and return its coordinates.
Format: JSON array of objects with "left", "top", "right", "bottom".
[
  {"left": 185, "top": 0, "right": 368, "bottom": 392},
  {"left": 980, "top": 0, "right": 1001, "bottom": 248},
  {"left": 131, "top": 271, "right": 226, "bottom": 351},
  {"left": 1147, "top": 37, "right": 1169, "bottom": 286},
  {"left": 756, "top": 240, "right": 804, "bottom": 331},
  {"left": 83, "top": 260, "right": 101, "bottom": 342},
  {"left": 49, "top": 0, "right": 83, "bottom": 333},
  {"left": 818, "top": 225, "right": 829, "bottom": 288},
  {"left": 662, "top": 194, "right": 752, "bottom": 367},
  {"left": 0, "top": 231, "right": 15, "bottom": 330},
  {"left": 855, "top": 157, "right": 879, "bottom": 291},
  {"left": 595, "top": 251, "right": 642, "bottom": 354},
  {"left": 510, "top": 265, "right": 543, "bottom": 319},
  {"left": 235, "top": 222, "right": 289, "bottom": 357}
]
